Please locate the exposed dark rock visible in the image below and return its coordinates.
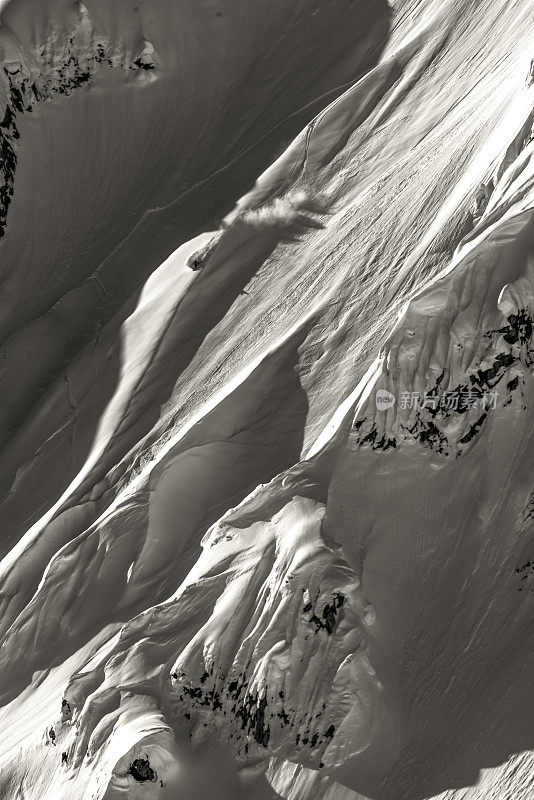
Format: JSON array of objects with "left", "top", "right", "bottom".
[
  {"left": 0, "top": 26, "right": 160, "bottom": 238},
  {"left": 458, "top": 413, "right": 487, "bottom": 444},
  {"left": 129, "top": 757, "right": 156, "bottom": 783},
  {"left": 515, "top": 560, "right": 534, "bottom": 591},
  {"left": 364, "top": 310, "right": 534, "bottom": 457},
  {"left": 305, "top": 593, "right": 345, "bottom": 635}
]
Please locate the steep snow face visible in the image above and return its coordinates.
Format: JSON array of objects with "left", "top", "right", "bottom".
[
  {"left": 0, "top": 0, "right": 389, "bottom": 461},
  {"left": 0, "top": 1, "right": 533, "bottom": 799}
]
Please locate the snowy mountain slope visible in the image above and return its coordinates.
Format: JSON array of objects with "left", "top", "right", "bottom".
[
  {"left": 0, "top": 0, "right": 533, "bottom": 799},
  {"left": 0, "top": 0, "right": 389, "bottom": 480}
]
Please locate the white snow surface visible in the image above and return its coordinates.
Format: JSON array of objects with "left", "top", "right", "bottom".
[{"left": 0, "top": 1, "right": 532, "bottom": 799}]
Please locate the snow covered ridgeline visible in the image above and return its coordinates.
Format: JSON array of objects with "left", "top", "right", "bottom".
[
  {"left": 56, "top": 497, "right": 385, "bottom": 784},
  {"left": 354, "top": 119, "right": 534, "bottom": 457},
  {"left": 167, "top": 498, "right": 369, "bottom": 765},
  {"left": 0, "top": 2, "right": 157, "bottom": 237}
]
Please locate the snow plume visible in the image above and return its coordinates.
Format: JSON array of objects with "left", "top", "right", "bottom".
[{"left": 234, "top": 188, "right": 329, "bottom": 245}]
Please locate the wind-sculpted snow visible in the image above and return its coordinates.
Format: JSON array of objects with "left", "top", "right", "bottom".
[
  {"left": 61, "top": 497, "right": 378, "bottom": 770},
  {"left": 0, "top": 0, "right": 533, "bottom": 799}
]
